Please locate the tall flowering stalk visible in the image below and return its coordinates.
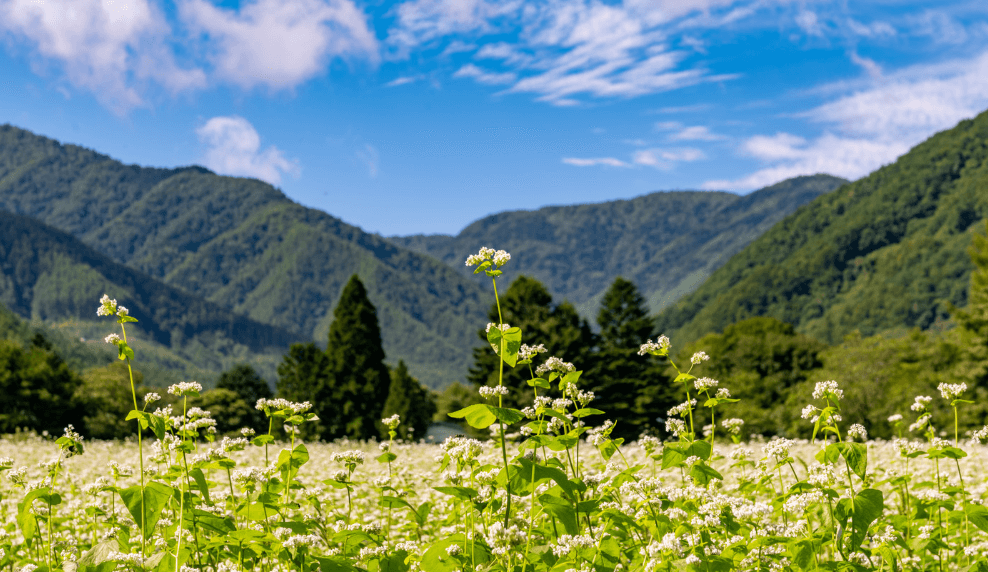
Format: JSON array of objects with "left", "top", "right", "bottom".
[{"left": 97, "top": 295, "right": 147, "bottom": 557}]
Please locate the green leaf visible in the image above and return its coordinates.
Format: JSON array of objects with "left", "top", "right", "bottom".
[
  {"left": 527, "top": 378, "right": 550, "bottom": 389},
  {"left": 539, "top": 494, "right": 579, "bottom": 535},
  {"left": 838, "top": 442, "right": 868, "bottom": 480},
  {"left": 448, "top": 403, "right": 496, "bottom": 428},
  {"left": 433, "top": 486, "right": 478, "bottom": 501},
  {"left": 119, "top": 482, "right": 174, "bottom": 539},
  {"left": 848, "top": 488, "right": 884, "bottom": 552},
  {"left": 421, "top": 535, "right": 491, "bottom": 572},
  {"left": 661, "top": 440, "right": 713, "bottom": 469},
  {"left": 571, "top": 408, "right": 604, "bottom": 418},
  {"left": 189, "top": 468, "right": 212, "bottom": 505},
  {"left": 690, "top": 463, "right": 723, "bottom": 485},
  {"left": 968, "top": 505, "right": 988, "bottom": 533},
  {"left": 674, "top": 373, "right": 696, "bottom": 383},
  {"left": 789, "top": 538, "right": 819, "bottom": 570},
  {"left": 252, "top": 434, "right": 275, "bottom": 446},
  {"left": 78, "top": 539, "right": 124, "bottom": 568}
]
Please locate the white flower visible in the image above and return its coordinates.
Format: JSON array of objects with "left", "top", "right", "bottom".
[
  {"left": 536, "top": 356, "right": 575, "bottom": 376},
  {"left": 812, "top": 380, "right": 843, "bottom": 401},
  {"left": 382, "top": 414, "right": 401, "bottom": 430},
  {"left": 847, "top": 424, "right": 867, "bottom": 440},
  {"left": 690, "top": 351, "right": 710, "bottom": 365},
  {"left": 911, "top": 395, "right": 932, "bottom": 412},
  {"left": 716, "top": 388, "right": 731, "bottom": 399},
  {"left": 96, "top": 294, "right": 117, "bottom": 317},
  {"left": 694, "top": 377, "right": 718, "bottom": 392},
  {"left": 519, "top": 344, "right": 547, "bottom": 360},
  {"left": 938, "top": 382, "right": 967, "bottom": 400},
  {"left": 104, "top": 333, "right": 121, "bottom": 345},
  {"left": 722, "top": 418, "right": 745, "bottom": 435},
  {"left": 479, "top": 385, "right": 509, "bottom": 398},
  {"left": 168, "top": 381, "right": 202, "bottom": 396},
  {"left": 888, "top": 414, "right": 903, "bottom": 423},
  {"left": 801, "top": 405, "right": 819, "bottom": 420},
  {"left": 638, "top": 336, "right": 670, "bottom": 355},
  {"left": 144, "top": 393, "right": 160, "bottom": 404}
]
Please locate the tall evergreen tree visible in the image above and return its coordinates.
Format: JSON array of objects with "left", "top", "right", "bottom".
[
  {"left": 316, "top": 275, "right": 391, "bottom": 440},
  {"left": 589, "top": 277, "right": 660, "bottom": 439},
  {"left": 381, "top": 360, "right": 437, "bottom": 440},
  {"left": 467, "top": 275, "right": 596, "bottom": 410},
  {"left": 277, "top": 343, "right": 329, "bottom": 437},
  {"left": 953, "top": 219, "right": 988, "bottom": 386},
  {"left": 218, "top": 363, "right": 273, "bottom": 431}
]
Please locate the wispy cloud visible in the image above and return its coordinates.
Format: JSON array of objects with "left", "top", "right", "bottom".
[
  {"left": 197, "top": 116, "right": 300, "bottom": 185},
  {"left": 453, "top": 63, "right": 516, "bottom": 85},
  {"left": 670, "top": 126, "right": 725, "bottom": 141},
  {"left": 385, "top": 75, "right": 422, "bottom": 87},
  {"left": 562, "top": 157, "right": 630, "bottom": 168},
  {"left": 0, "top": 0, "right": 205, "bottom": 112},
  {"left": 704, "top": 50, "right": 988, "bottom": 191},
  {"left": 179, "top": 0, "right": 378, "bottom": 91},
  {"left": 355, "top": 143, "right": 380, "bottom": 177}
]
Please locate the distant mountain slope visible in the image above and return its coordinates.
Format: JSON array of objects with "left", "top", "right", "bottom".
[
  {"left": 391, "top": 175, "right": 847, "bottom": 315},
  {"left": 0, "top": 209, "right": 302, "bottom": 383},
  {"left": 0, "top": 125, "right": 490, "bottom": 388},
  {"left": 655, "top": 110, "right": 988, "bottom": 345}
]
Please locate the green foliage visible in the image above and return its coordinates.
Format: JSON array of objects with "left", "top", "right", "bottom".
[
  {"left": 590, "top": 277, "right": 669, "bottom": 439},
  {"left": 217, "top": 363, "right": 273, "bottom": 432},
  {"left": 392, "top": 175, "right": 846, "bottom": 316},
  {"left": 467, "top": 275, "right": 595, "bottom": 409},
  {"left": 315, "top": 275, "right": 391, "bottom": 440},
  {"left": 381, "top": 360, "right": 437, "bottom": 440},
  {"left": 75, "top": 363, "right": 147, "bottom": 439},
  {"left": 0, "top": 338, "right": 81, "bottom": 434},
  {"left": 954, "top": 220, "right": 988, "bottom": 376},
  {"left": 657, "top": 110, "right": 988, "bottom": 346},
  {"left": 195, "top": 388, "right": 255, "bottom": 435},
  {"left": 0, "top": 124, "right": 492, "bottom": 389},
  {"left": 684, "top": 317, "right": 827, "bottom": 438}
]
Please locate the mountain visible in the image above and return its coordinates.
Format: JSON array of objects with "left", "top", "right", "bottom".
[
  {"left": 655, "top": 110, "right": 988, "bottom": 346},
  {"left": 0, "top": 209, "right": 302, "bottom": 384},
  {"left": 390, "top": 175, "right": 847, "bottom": 316},
  {"left": 0, "top": 125, "right": 491, "bottom": 388}
]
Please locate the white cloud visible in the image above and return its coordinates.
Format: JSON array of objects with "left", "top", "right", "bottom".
[
  {"left": 0, "top": 0, "right": 205, "bottom": 112},
  {"left": 633, "top": 147, "right": 706, "bottom": 169},
  {"left": 355, "top": 144, "right": 379, "bottom": 177},
  {"left": 179, "top": 0, "right": 378, "bottom": 90},
  {"left": 704, "top": 50, "right": 988, "bottom": 191},
  {"left": 453, "top": 63, "right": 516, "bottom": 85},
  {"left": 385, "top": 75, "right": 422, "bottom": 87},
  {"left": 670, "top": 125, "right": 724, "bottom": 141},
  {"left": 197, "top": 116, "right": 300, "bottom": 185},
  {"left": 387, "top": 0, "right": 520, "bottom": 54},
  {"left": 562, "top": 157, "right": 630, "bottom": 167}
]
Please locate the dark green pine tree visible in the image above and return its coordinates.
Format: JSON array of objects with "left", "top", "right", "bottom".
[
  {"left": 217, "top": 363, "right": 273, "bottom": 432},
  {"left": 953, "top": 219, "right": 988, "bottom": 386},
  {"left": 467, "top": 275, "right": 596, "bottom": 410},
  {"left": 588, "top": 277, "right": 662, "bottom": 440},
  {"left": 316, "top": 275, "right": 391, "bottom": 440},
  {"left": 380, "top": 360, "right": 437, "bottom": 440},
  {"left": 277, "top": 343, "right": 329, "bottom": 438}
]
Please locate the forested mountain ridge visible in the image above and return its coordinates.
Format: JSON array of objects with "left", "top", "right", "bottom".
[
  {"left": 0, "top": 124, "right": 490, "bottom": 388},
  {"left": 655, "top": 110, "right": 988, "bottom": 345},
  {"left": 390, "top": 174, "right": 847, "bottom": 316},
  {"left": 0, "top": 209, "right": 303, "bottom": 382}
]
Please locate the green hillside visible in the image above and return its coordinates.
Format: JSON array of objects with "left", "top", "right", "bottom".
[
  {"left": 0, "top": 124, "right": 490, "bottom": 388},
  {"left": 390, "top": 175, "right": 846, "bottom": 316},
  {"left": 0, "top": 209, "right": 302, "bottom": 384},
  {"left": 655, "top": 110, "right": 988, "bottom": 345}
]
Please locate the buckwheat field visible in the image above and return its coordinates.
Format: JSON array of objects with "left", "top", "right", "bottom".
[{"left": 2, "top": 248, "right": 987, "bottom": 572}]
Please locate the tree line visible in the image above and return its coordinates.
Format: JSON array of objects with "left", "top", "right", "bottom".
[{"left": 4, "top": 219, "right": 988, "bottom": 441}]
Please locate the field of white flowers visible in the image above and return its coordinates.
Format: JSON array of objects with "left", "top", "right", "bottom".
[{"left": 2, "top": 247, "right": 988, "bottom": 572}]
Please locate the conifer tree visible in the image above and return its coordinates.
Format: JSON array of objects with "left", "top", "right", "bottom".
[
  {"left": 955, "top": 220, "right": 988, "bottom": 341},
  {"left": 589, "top": 277, "right": 659, "bottom": 439},
  {"left": 218, "top": 363, "right": 273, "bottom": 431},
  {"left": 277, "top": 342, "right": 329, "bottom": 438},
  {"left": 467, "top": 275, "right": 595, "bottom": 409},
  {"left": 316, "top": 275, "right": 391, "bottom": 440},
  {"left": 381, "top": 360, "right": 437, "bottom": 440}
]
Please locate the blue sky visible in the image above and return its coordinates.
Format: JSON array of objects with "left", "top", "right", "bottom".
[{"left": 1, "top": 0, "right": 987, "bottom": 236}]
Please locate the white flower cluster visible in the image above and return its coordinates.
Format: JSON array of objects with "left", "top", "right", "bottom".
[
  {"left": 690, "top": 351, "right": 710, "bottom": 365},
  {"left": 485, "top": 322, "right": 511, "bottom": 333},
  {"left": 331, "top": 451, "right": 366, "bottom": 467},
  {"left": 938, "top": 382, "right": 967, "bottom": 400},
  {"left": 282, "top": 534, "right": 321, "bottom": 551},
  {"left": 973, "top": 426, "right": 988, "bottom": 444},
  {"left": 667, "top": 400, "right": 696, "bottom": 418},
  {"left": 382, "top": 414, "right": 401, "bottom": 430},
  {"left": 638, "top": 336, "right": 670, "bottom": 356},
  {"left": 812, "top": 380, "right": 843, "bottom": 400},
  {"left": 888, "top": 413, "right": 903, "bottom": 423},
  {"left": 536, "top": 356, "right": 575, "bottom": 376},
  {"left": 694, "top": 377, "right": 718, "bottom": 392},
  {"left": 911, "top": 395, "right": 932, "bottom": 412},
  {"left": 104, "top": 333, "right": 121, "bottom": 345},
  {"left": 665, "top": 418, "right": 687, "bottom": 437},
  {"left": 518, "top": 343, "right": 547, "bottom": 360},
  {"left": 168, "top": 381, "right": 202, "bottom": 396},
  {"left": 847, "top": 424, "right": 868, "bottom": 440},
  {"left": 551, "top": 534, "right": 595, "bottom": 557},
  {"left": 762, "top": 438, "right": 794, "bottom": 463},
  {"left": 465, "top": 246, "right": 511, "bottom": 268},
  {"left": 721, "top": 418, "right": 745, "bottom": 435},
  {"left": 255, "top": 398, "right": 312, "bottom": 415},
  {"left": 479, "top": 385, "right": 509, "bottom": 398},
  {"left": 783, "top": 490, "right": 825, "bottom": 514},
  {"left": 231, "top": 467, "right": 267, "bottom": 492}
]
